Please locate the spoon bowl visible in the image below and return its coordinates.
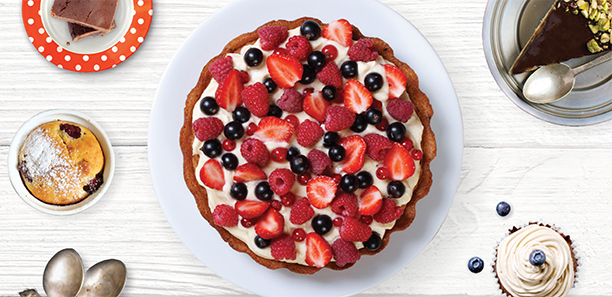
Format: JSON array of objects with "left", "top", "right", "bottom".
[
  {"left": 78, "top": 259, "right": 127, "bottom": 297},
  {"left": 43, "top": 248, "right": 84, "bottom": 297}
]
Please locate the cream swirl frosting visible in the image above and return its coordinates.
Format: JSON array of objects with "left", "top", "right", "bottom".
[{"left": 496, "top": 225, "right": 575, "bottom": 297}]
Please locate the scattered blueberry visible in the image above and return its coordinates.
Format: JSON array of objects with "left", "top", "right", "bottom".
[
  {"left": 244, "top": 48, "right": 264, "bottom": 67},
  {"left": 350, "top": 113, "right": 368, "bottom": 133},
  {"left": 387, "top": 181, "right": 405, "bottom": 198},
  {"left": 321, "top": 85, "right": 337, "bottom": 101},
  {"left": 365, "top": 108, "right": 383, "bottom": 125},
  {"left": 364, "top": 72, "right": 383, "bottom": 92},
  {"left": 312, "top": 214, "right": 332, "bottom": 235},
  {"left": 530, "top": 250, "right": 546, "bottom": 266},
  {"left": 263, "top": 77, "right": 277, "bottom": 93},
  {"left": 286, "top": 147, "right": 300, "bottom": 162},
  {"left": 230, "top": 182, "right": 248, "bottom": 200},
  {"left": 299, "top": 64, "right": 316, "bottom": 84},
  {"left": 224, "top": 121, "right": 245, "bottom": 141},
  {"left": 356, "top": 171, "right": 373, "bottom": 189},
  {"left": 364, "top": 232, "right": 382, "bottom": 251},
  {"left": 340, "top": 174, "right": 359, "bottom": 193},
  {"left": 386, "top": 122, "right": 406, "bottom": 142},
  {"left": 307, "top": 51, "right": 327, "bottom": 72},
  {"left": 496, "top": 201, "right": 511, "bottom": 217},
  {"left": 328, "top": 145, "right": 346, "bottom": 162},
  {"left": 323, "top": 131, "right": 340, "bottom": 148},
  {"left": 201, "top": 139, "right": 222, "bottom": 158},
  {"left": 290, "top": 155, "right": 310, "bottom": 174},
  {"left": 468, "top": 257, "right": 484, "bottom": 273},
  {"left": 254, "top": 235, "right": 271, "bottom": 249},
  {"left": 255, "top": 181, "right": 274, "bottom": 201},
  {"left": 221, "top": 153, "right": 238, "bottom": 170},
  {"left": 199, "top": 96, "right": 219, "bottom": 115},
  {"left": 232, "top": 106, "right": 251, "bottom": 123},
  {"left": 267, "top": 104, "right": 283, "bottom": 118},
  {"left": 340, "top": 60, "right": 358, "bottom": 78},
  {"left": 300, "top": 20, "right": 321, "bottom": 41}
]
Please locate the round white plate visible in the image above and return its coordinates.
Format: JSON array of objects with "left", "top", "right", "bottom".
[{"left": 148, "top": 0, "right": 463, "bottom": 296}]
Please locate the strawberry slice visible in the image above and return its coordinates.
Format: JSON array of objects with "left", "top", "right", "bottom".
[
  {"left": 235, "top": 200, "right": 270, "bottom": 219},
  {"left": 234, "top": 163, "right": 267, "bottom": 183},
  {"left": 266, "top": 53, "right": 303, "bottom": 89},
  {"left": 255, "top": 208, "right": 285, "bottom": 240},
  {"left": 358, "top": 186, "right": 383, "bottom": 216},
  {"left": 344, "top": 79, "right": 373, "bottom": 114},
  {"left": 304, "top": 232, "right": 332, "bottom": 268},
  {"left": 215, "top": 69, "right": 243, "bottom": 112},
  {"left": 303, "top": 91, "right": 330, "bottom": 122},
  {"left": 306, "top": 176, "right": 337, "bottom": 209},
  {"left": 254, "top": 116, "right": 295, "bottom": 143},
  {"left": 321, "top": 19, "right": 353, "bottom": 47},
  {"left": 338, "top": 135, "right": 366, "bottom": 174},
  {"left": 384, "top": 64, "right": 407, "bottom": 99},
  {"left": 200, "top": 159, "right": 224, "bottom": 190},
  {"left": 383, "top": 143, "right": 415, "bottom": 180}
]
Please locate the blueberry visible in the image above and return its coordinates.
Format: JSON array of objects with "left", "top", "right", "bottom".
[
  {"left": 365, "top": 108, "right": 383, "bottom": 125},
  {"left": 340, "top": 60, "right": 358, "bottom": 78},
  {"left": 386, "top": 122, "right": 406, "bottom": 142},
  {"left": 496, "top": 201, "right": 511, "bottom": 217},
  {"left": 224, "top": 121, "right": 245, "bottom": 141},
  {"left": 364, "top": 232, "right": 382, "bottom": 251},
  {"left": 529, "top": 250, "right": 546, "bottom": 266},
  {"left": 323, "top": 131, "right": 340, "bottom": 148},
  {"left": 199, "top": 96, "right": 219, "bottom": 115},
  {"left": 221, "top": 153, "right": 238, "bottom": 170},
  {"left": 468, "top": 257, "right": 484, "bottom": 273},
  {"left": 300, "top": 20, "right": 321, "bottom": 41},
  {"left": 307, "top": 51, "right": 327, "bottom": 72},
  {"left": 244, "top": 47, "right": 263, "bottom": 67},
  {"left": 321, "top": 85, "right": 337, "bottom": 101},
  {"left": 364, "top": 72, "right": 383, "bottom": 92},
  {"left": 290, "top": 155, "right": 310, "bottom": 174},
  {"left": 232, "top": 106, "right": 251, "bottom": 123},
  {"left": 255, "top": 181, "right": 274, "bottom": 201},
  {"left": 201, "top": 139, "right": 222, "bottom": 158},
  {"left": 230, "top": 182, "right": 248, "bottom": 200},
  {"left": 356, "top": 171, "right": 373, "bottom": 189},
  {"left": 254, "top": 235, "right": 271, "bottom": 249},
  {"left": 328, "top": 145, "right": 346, "bottom": 162},
  {"left": 286, "top": 147, "right": 300, "bottom": 162},
  {"left": 267, "top": 104, "right": 283, "bottom": 118},
  {"left": 312, "top": 214, "right": 332, "bottom": 235},
  {"left": 350, "top": 113, "right": 368, "bottom": 133},
  {"left": 263, "top": 77, "right": 277, "bottom": 93},
  {"left": 387, "top": 181, "right": 406, "bottom": 198},
  {"left": 340, "top": 174, "right": 358, "bottom": 193},
  {"left": 299, "top": 64, "right": 316, "bottom": 84}
]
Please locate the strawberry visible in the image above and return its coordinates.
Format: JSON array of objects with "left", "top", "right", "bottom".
[
  {"left": 303, "top": 91, "right": 330, "bottom": 122},
  {"left": 289, "top": 197, "right": 315, "bottom": 225},
  {"left": 258, "top": 26, "right": 289, "bottom": 51},
  {"left": 212, "top": 204, "right": 238, "bottom": 227},
  {"left": 347, "top": 38, "right": 378, "bottom": 62},
  {"left": 306, "top": 176, "right": 337, "bottom": 209},
  {"left": 331, "top": 238, "right": 361, "bottom": 267},
  {"left": 234, "top": 200, "right": 270, "bottom": 219},
  {"left": 266, "top": 53, "right": 303, "bottom": 89},
  {"left": 322, "top": 19, "right": 353, "bottom": 47},
  {"left": 240, "top": 138, "right": 270, "bottom": 168},
  {"left": 358, "top": 185, "right": 383, "bottom": 216},
  {"left": 373, "top": 198, "right": 404, "bottom": 224},
  {"left": 339, "top": 216, "right": 372, "bottom": 242},
  {"left": 297, "top": 119, "right": 324, "bottom": 148},
  {"left": 307, "top": 149, "right": 332, "bottom": 175},
  {"left": 192, "top": 117, "right": 224, "bottom": 141},
  {"left": 241, "top": 82, "right": 270, "bottom": 117},
  {"left": 386, "top": 98, "right": 414, "bottom": 123},
  {"left": 215, "top": 69, "right": 243, "bottom": 112},
  {"left": 363, "top": 133, "right": 392, "bottom": 161},
  {"left": 316, "top": 60, "right": 342, "bottom": 89},
  {"left": 200, "top": 159, "right": 224, "bottom": 190},
  {"left": 305, "top": 232, "right": 332, "bottom": 268},
  {"left": 254, "top": 116, "right": 295, "bottom": 143},
  {"left": 271, "top": 235, "right": 297, "bottom": 261},
  {"left": 255, "top": 208, "right": 285, "bottom": 240},
  {"left": 384, "top": 64, "right": 407, "bottom": 99},
  {"left": 268, "top": 168, "right": 295, "bottom": 196},
  {"left": 331, "top": 192, "right": 358, "bottom": 217},
  {"left": 344, "top": 79, "right": 373, "bottom": 114},
  {"left": 338, "top": 135, "right": 366, "bottom": 174},
  {"left": 233, "top": 163, "right": 267, "bottom": 183},
  {"left": 383, "top": 143, "right": 415, "bottom": 180},
  {"left": 324, "top": 105, "right": 355, "bottom": 132},
  {"left": 209, "top": 56, "right": 233, "bottom": 83}
]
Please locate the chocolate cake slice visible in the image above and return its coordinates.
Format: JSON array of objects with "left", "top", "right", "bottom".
[
  {"left": 510, "top": 0, "right": 611, "bottom": 74},
  {"left": 51, "top": 0, "right": 119, "bottom": 32},
  {"left": 68, "top": 21, "right": 116, "bottom": 42}
]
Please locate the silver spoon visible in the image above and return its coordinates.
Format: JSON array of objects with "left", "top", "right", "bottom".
[
  {"left": 522, "top": 51, "right": 612, "bottom": 104},
  {"left": 78, "top": 259, "right": 127, "bottom": 297},
  {"left": 43, "top": 248, "right": 84, "bottom": 297}
]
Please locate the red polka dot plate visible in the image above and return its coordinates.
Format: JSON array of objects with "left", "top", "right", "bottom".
[{"left": 21, "top": 0, "right": 153, "bottom": 72}]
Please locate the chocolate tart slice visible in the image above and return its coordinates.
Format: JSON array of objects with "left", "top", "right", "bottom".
[{"left": 510, "top": 0, "right": 612, "bottom": 74}]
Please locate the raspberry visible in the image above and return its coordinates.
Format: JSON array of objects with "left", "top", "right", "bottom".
[
  {"left": 339, "top": 217, "right": 372, "bottom": 242},
  {"left": 258, "top": 26, "right": 289, "bottom": 51},
  {"left": 386, "top": 98, "right": 414, "bottom": 123},
  {"left": 363, "top": 133, "right": 393, "bottom": 161},
  {"left": 240, "top": 138, "right": 270, "bottom": 168},
  {"left": 331, "top": 238, "right": 361, "bottom": 267},
  {"left": 290, "top": 197, "right": 315, "bottom": 225},
  {"left": 242, "top": 82, "right": 270, "bottom": 117},
  {"left": 285, "top": 35, "right": 313, "bottom": 61},
  {"left": 209, "top": 56, "right": 233, "bottom": 83},
  {"left": 277, "top": 88, "right": 304, "bottom": 113},
  {"left": 212, "top": 204, "right": 238, "bottom": 227},
  {"left": 193, "top": 117, "right": 224, "bottom": 141},
  {"left": 271, "top": 235, "right": 297, "bottom": 261},
  {"left": 331, "top": 192, "right": 358, "bottom": 217},
  {"left": 373, "top": 198, "right": 404, "bottom": 224},
  {"left": 307, "top": 149, "right": 332, "bottom": 175},
  {"left": 297, "top": 119, "right": 324, "bottom": 148},
  {"left": 347, "top": 39, "right": 378, "bottom": 62},
  {"left": 268, "top": 168, "right": 295, "bottom": 196},
  {"left": 316, "top": 60, "right": 342, "bottom": 89},
  {"left": 324, "top": 106, "right": 356, "bottom": 132},
  {"left": 239, "top": 70, "right": 250, "bottom": 84}
]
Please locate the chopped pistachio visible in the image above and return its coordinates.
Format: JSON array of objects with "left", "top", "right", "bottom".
[
  {"left": 587, "top": 39, "right": 604, "bottom": 52},
  {"left": 602, "top": 33, "right": 611, "bottom": 43}
]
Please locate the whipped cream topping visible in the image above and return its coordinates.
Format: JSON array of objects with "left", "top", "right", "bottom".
[
  {"left": 496, "top": 225, "right": 575, "bottom": 297},
  {"left": 191, "top": 25, "right": 424, "bottom": 265}
]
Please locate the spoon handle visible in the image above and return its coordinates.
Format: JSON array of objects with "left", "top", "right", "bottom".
[{"left": 572, "top": 51, "right": 612, "bottom": 75}]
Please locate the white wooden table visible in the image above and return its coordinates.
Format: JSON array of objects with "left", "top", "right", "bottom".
[{"left": 1, "top": 0, "right": 611, "bottom": 296}]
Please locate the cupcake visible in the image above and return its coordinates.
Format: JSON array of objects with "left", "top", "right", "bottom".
[{"left": 494, "top": 223, "right": 577, "bottom": 297}]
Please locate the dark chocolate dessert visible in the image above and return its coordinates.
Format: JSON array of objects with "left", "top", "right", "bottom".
[{"left": 51, "top": 0, "right": 119, "bottom": 32}]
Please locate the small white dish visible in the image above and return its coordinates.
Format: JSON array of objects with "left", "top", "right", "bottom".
[{"left": 7, "top": 109, "right": 115, "bottom": 215}]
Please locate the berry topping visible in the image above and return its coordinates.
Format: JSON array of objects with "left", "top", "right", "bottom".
[
  {"left": 297, "top": 173, "right": 311, "bottom": 186},
  {"left": 215, "top": 69, "right": 244, "bottom": 112},
  {"left": 280, "top": 192, "right": 295, "bottom": 206},
  {"left": 384, "top": 64, "right": 407, "bottom": 99},
  {"left": 292, "top": 228, "right": 306, "bottom": 242},
  {"left": 303, "top": 91, "right": 331, "bottom": 122},
  {"left": 358, "top": 185, "right": 383, "bottom": 216},
  {"left": 297, "top": 119, "right": 324, "bottom": 148},
  {"left": 241, "top": 218, "right": 256, "bottom": 228},
  {"left": 386, "top": 122, "right": 406, "bottom": 143},
  {"left": 530, "top": 250, "right": 546, "bottom": 266},
  {"left": 270, "top": 147, "right": 287, "bottom": 162},
  {"left": 271, "top": 235, "right": 297, "bottom": 261},
  {"left": 290, "top": 197, "right": 315, "bottom": 225},
  {"left": 468, "top": 257, "right": 484, "bottom": 273},
  {"left": 83, "top": 173, "right": 103, "bottom": 194},
  {"left": 323, "top": 131, "right": 340, "bottom": 148},
  {"left": 387, "top": 180, "right": 406, "bottom": 198},
  {"left": 305, "top": 232, "right": 332, "bottom": 268},
  {"left": 266, "top": 53, "right": 303, "bottom": 89},
  {"left": 232, "top": 106, "right": 251, "bottom": 123},
  {"left": 312, "top": 214, "right": 333, "bottom": 235},
  {"left": 244, "top": 47, "right": 264, "bottom": 67},
  {"left": 262, "top": 78, "right": 277, "bottom": 95},
  {"left": 365, "top": 108, "right": 383, "bottom": 125},
  {"left": 235, "top": 200, "right": 270, "bottom": 219},
  {"left": 412, "top": 149, "right": 423, "bottom": 160},
  {"left": 224, "top": 121, "right": 245, "bottom": 141},
  {"left": 322, "top": 44, "right": 338, "bottom": 60},
  {"left": 258, "top": 26, "right": 289, "bottom": 51},
  {"left": 307, "top": 176, "right": 337, "bottom": 209},
  {"left": 200, "top": 96, "right": 219, "bottom": 115},
  {"left": 332, "top": 238, "right": 361, "bottom": 267},
  {"left": 356, "top": 171, "right": 374, "bottom": 189},
  {"left": 373, "top": 198, "right": 404, "bottom": 224},
  {"left": 497, "top": 201, "right": 511, "bottom": 217},
  {"left": 239, "top": 71, "right": 250, "bottom": 84},
  {"left": 268, "top": 168, "right": 295, "bottom": 196},
  {"left": 364, "top": 232, "right": 382, "bottom": 251},
  {"left": 333, "top": 217, "right": 344, "bottom": 227},
  {"left": 331, "top": 192, "right": 358, "bottom": 217},
  {"left": 222, "top": 138, "right": 236, "bottom": 151},
  {"left": 340, "top": 60, "right": 358, "bottom": 78},
  {"left": 286, "top": 146, "right": 300, "bottom": 161},
  {"left": 324, "top": 105, "right": 356, "bottom": 132},
  {"left": 200, "top": 159, "right": 225, "bottom": 190},
  {"left": 246, "top": 122, "right": 257, "bottom": 136},
  {"left": 300, "top": 20, "right": 321, "bottom": 41},
  {"left": 365, "top": 72, "right": 384, "bottom": 92},
  {"left": 254, "top": 116, "right": 295, "bottom": 143},
  {"left": 350, "top": 113, "right": 368, "bottom": 133},
  {"left": 375, "top": 117, "right": 389, "bottom": 132},
  {"left": 387, "top": 98, "right": 414, "bottom": 123},
  {"left": 307, "top": 51, "right": 327, "bottom": 74},
  {"left": 254, "top": 235, "right": 271, "bottom": 249},
  {"left": 277, "top": 88, "right": 304, "bottom": 113},
  {"left": 241, "top": 82, "right": 270, "bottom": 117},
  {"left": 321, "top": 85, "right": 337, "bottom": 101},
  {"left": 338, "top": 135, "right": 367, "bottom": 174},
  {"left": 284, "top": 114, "right": 300, "bottom": 131},
  {"left": 255, "top": 181, "right": 274, "bottom": 201},
  {"left": 267, "top": 104, "right": 283, "bottom": 118},
  {"left": 286, "top": 35, "right": 313, "bottom": 61},
  {"left": 230, "top": 182, "right": 248, "bottom": 200},
  {"left": 193, "top": 117, "right": 223, "bottom": 141},
  {"left": 383, "top": 143, "right": 415, "bottom": 180},
  {"left": 316, "top": 60, "right": 342, "bottom": 89},
  {"left": 344, "top": 79, "right": 373, "bottom": 114},
  {"left": 290, "top": 155, "right": 310, "bottom": 174},
  {"left": 233, "top": 163, "right": 267, "bottom": 183},
  {"left": 339, "top": 217, "right": 372, "bottom": 242},
  {"left": 339, "top": 174, "right": 359, "bottom": 193},
  {"left": 322, "top": 19, "right": 353, "bottom": 47},
  {"left": 360, "top": 215, "right": 373, "bottom": 225},
  {"left": 221, "top": 153, "right": 238, "bottom": 170},
  {"left": 212, "top": 204, "right": 238, "bottom": 227},
  {"left": 270, "top": 200, "right": 282, "bottom": 211},
  {"left": 299, "top": 64, "right": 316, "bottom": 84},
  {"left": 255, "top": 208, "right": 285, "bottom": 240},
  {"left": 376, "top": 167, "right": 389, "bottom": 180},
  {"left": 347, "top": 38, "right": 378, "bottom": 62},
  {"left": 401, "top": 138, "right": 414, "bottom": 150},
  {"left": 364, "top": 133, "right": 392, "bottom": 161},
  {"left": 307, "top": 149, "right": 333, "bottom": 175},
  {"left": 328, "top": 145, "right": 346, "bottom": 162},
  {"left": 240, "top": 138, "right": 270, "bottom": 168},
  {"left": 201, "top": 139, "right": 222, "bottom": 159},
  {"left": 209, "top": 56, "right": 233, "bottom": 83}
]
